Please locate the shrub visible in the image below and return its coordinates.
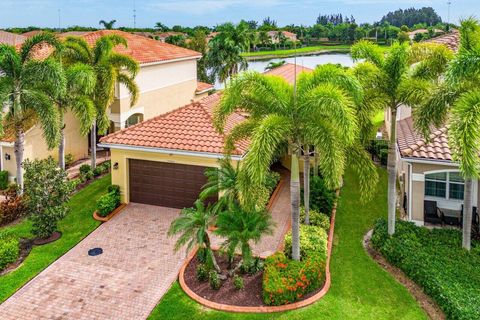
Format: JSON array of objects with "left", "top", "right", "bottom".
[
  {"left": 379, "top": 149, "right": 388, "bottom": 166},
  {"left": 265, "top": 171, "right": 281, "bottom": 193},
  {"left": 208, "top": 270, "right": 221, "bottom": 290},
  {"left": 24, "top": 157, "right": 72, "bottom": 239},
  {"left": 93, "top": 166, "right": 103, "bottom": 177},
  {"left": 262, "top": 252, "right": 326, "bottom": 306},
  {"left": 79, "top": 164, "right": 93, "bottom": 182},
  {"left": 233, "top": 274, "right": 244, "bottom": 290},
  {"left": 284, "top": 224, "right": 328, "bottom": 260},
  {"left": 68, "top": 178, "right": 81, "bottom": 191},
  {"left": 0, "top": 186, "right": 27, "bottom": 226},
  {"left": 196, "top": 263, "right": 209, "bottom": 282},
  {"left": 96, "top": 186, "right": 121, "bottom": 217},
  {"left": 0, "top": 231, "right": 20, "bottom": 271},
  {"left": 0, "top": 170, "right": 8, "bottom": 190},
  {"left": 303, "top": 176, "right": 336, "bottom": 215},
  {"left": 372, "top": 219, "right": 480, "bottom": 320},
  {"left": 239, "top": 256, "right": 264, "bottom": 275},
  {"left": 65, "top": 154, "right": 75, "bottom": 168},
  {"left": 300, "top": 207, "right": 330, "bottom": 231}
]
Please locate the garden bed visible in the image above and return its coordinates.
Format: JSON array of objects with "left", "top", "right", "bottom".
[
  {"left": 93, "top": 203, "right": 127, "bottom": 222},
  {"left": 0, "top": 239, "right": 32, "bottom": 276}
]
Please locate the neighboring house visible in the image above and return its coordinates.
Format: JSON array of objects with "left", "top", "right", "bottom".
[
  {"left": 388, "top": 31, "right": 469, "bottom": 226},
  {"left": 0, "top": 30, "right": 26, "bottom": 45},
  {"left": 99, "top": 63, "right": 311, "bottom": 208},
  {"left": 407, "top": 28, "right": 444, "bottom": 40},
  {"left": 156, "top": 32, "right": 186, "bottom": 43},
  {"left": 0, "top": 30, "right": 214, "bottom": 181},
  {"left": 21, "top": 30, "right": 43, "bottom": 38},
  {"left": 267, "top": 31, "right": 297, "bottom": 43}
]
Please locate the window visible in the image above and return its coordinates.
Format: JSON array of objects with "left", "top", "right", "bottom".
[{"left": 425, "top": 171, "right": 464, "bottom": 200}]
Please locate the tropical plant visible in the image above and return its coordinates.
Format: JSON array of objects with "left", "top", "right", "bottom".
[
  {"left": 351, "top": 40, "right": 453, "bottom": 235},
  {"left": 215, "top": 204, "right": 273, "bottom": 271},
  {"left": 215, "top": 64, "right": 378, "bottom": 260},
  {"left": 186, "top": 30, "right": 211, "bottom": 83},
  {"left": 258, "top": 31, "right": 271, "bottom": 47},
  {"left": 0, "top": 33, "right": 65, "bottom": 192},
  {"left": 412, "top": 18, "right": 480, "bottom": 250},
  {"left": 99, "top": 19, "right": 116, "bottom": 30},
  {"left": 62, "top": 33, "right": 139, "bottom": 168},
  {"left": 207, "top": 21, "right": 251, "bottom": 85},
  {"left": 264, "top": 60, "right": 286, "bottom": 71},
  {"left": 23, "top": 157, "right": 72, "bottom": 239},
  {"left": 168, "top": 200, "right": 220, "bottom": 272}
]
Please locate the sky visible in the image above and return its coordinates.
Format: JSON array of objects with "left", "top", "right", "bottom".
[{"left": 1, "top": 0, "right": 479, "bottom": 29}]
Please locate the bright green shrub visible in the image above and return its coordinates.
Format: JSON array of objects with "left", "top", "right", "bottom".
[
  {"left": 0, "top": 171, "right": 9, "bottom": 190},
  {"left": 65, "top": 154, "right": 75, "bottom": 168},
  {"left": 93, "top": 166, "right": 103, "bottom": 177},
  {"left": 379, "top": 149, "right": 388, "bottom": 166},
  {"left": 0, "top": 231, "right": 19, "bottom": 271},
  {"left": 265, "top": 171, "right": 281, "bottom": 193},
  {"left": 79, "top": 164, "right": 93, "bottom": 182},
  {"left": 300, "top": 207, "right": 330, "bottom": 231},
  {"left": 372, "top": 219, "right": 480, "bottom": 320},
  {"left": 284, "top": 224, "right": 328, "bottom": 260},
  {"left": 96, "top": 185, "right": 121, "bottom": 217},
  {"left": 302, "top": 176, "right": 336, "bottom": 216},
  {"left": 263, "top": 252, "right": 325, "bottom": 306},
  {"left": 196, "top": 263, "right": 209, "bottom": 282},
  {"left": 209, "top": 270, "right": 221, "bottom": 290},
  {"left": 233, "top": 274, "right": 244, "bottom": 290}
]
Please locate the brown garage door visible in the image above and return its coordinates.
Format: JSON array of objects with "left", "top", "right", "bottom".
[{"left": 129, "top": 159, "right": 216, "bottom": 209}]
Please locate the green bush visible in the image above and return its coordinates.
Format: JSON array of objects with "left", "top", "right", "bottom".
[
  {"left": 0, "top": 231, "right": 20, "bottom": 271},
  {"left": 379, "top": 149, "right": 388, "bottom": 166},
  {"left": 265, "top": 171, "right": 281, "bottom": 193},
  {"left": 196, "top": 263, "right": 209, "bottom": 282},
  {"left": 79, "top": 164, "right": 93, "bottom": 182},
  {"left": 233, "top": 274, "right": 244, "bottom": 290},
  {"left": 0, "top": 171, "right": 9, "bottom": 190},
  {"left": 303, "top": 176, "right": 336, "bottom": 216},
  {"left": 300, "top": 207, "right": 330, "bottom": 231},
  {"left": 68, "top": 178, "right": 81, "bottom": 191},
  {"left": 208, "top": 270, "right": 221, "bottom": 290},
  {"left": 372, "top": 219, "right": 480, "bottom": 320},
  {"left": 262, "top": 252, "right": 326, "bottom": 306},
  {"left": 93, "top": 166, "right": 103, "bottom": 177},
  {"left": 96, "top": 186, "right": 121, "bottom": 217},
  {"left": 284, "top": 224, "right": 328, "bottom": 260},
  {"left": 65, "top": 154, "right": 75, "bottom": 168}
]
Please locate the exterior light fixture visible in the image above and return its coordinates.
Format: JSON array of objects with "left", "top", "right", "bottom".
[
  {"left": 113, "top": 162, "right": 119, "bottom": 170},
  {"left": 4, "top": 153, "right": 10, "bottom": 160}
]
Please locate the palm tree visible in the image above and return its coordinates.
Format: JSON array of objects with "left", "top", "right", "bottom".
[
  {"left": 99, "top": 20, "right": 117, "bottom": 30},
  {"left": 52, "top": 50, "right": 97, "bottom": 169},
  {"left": 0, "top": 33, "right": 65, "bottom": 192},
  {"left": 186, "top": 30, "right": 210, "bottom": 83},
  {"left": 62, "top": 34, "right": 139, "bottom": 168},
  {"left": 215, "top": 204, "right": 273, "bottom": 270},
  {"left": 258, "top": 31, "right": 271, "bottom": 47},
  {"left": 215, "top": 64, "right": 376, "bottom": 260},
  {"left": 413, "top": 18, "right": 480, "bottom": 250},
  {"left": 168, "top": 200, "right": 220, "bottom": 272},
  {"left": 351, "top": 40, "right": 453, "bottom": 235},
  {"left": 264, "top": 60, "right": 286, "bottom": 71},
  {"left": 207, "top": 22, "right": 251, "bottom": 85}
]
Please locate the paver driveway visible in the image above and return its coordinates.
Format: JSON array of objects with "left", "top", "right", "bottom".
[{"left": 0, "top": 203, "right": 185, "bottom": 320}]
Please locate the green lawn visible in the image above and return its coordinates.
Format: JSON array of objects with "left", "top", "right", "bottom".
[
  {"left": 0, "top": 175, "right": 111, "bottom": 303},
  {"left": 149, "top": 167, "right": 427, "bottom": 320},
  {"left": 242, "top": 45, "right": 352, "bottom": 58}
]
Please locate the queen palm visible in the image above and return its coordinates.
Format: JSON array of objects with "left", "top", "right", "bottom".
[
  {"left": 215, "top": 64, "right": 376, "bottom": 260},
  {"left": 62, "top": 34, "right": 139, "bottom": 168},
  {"left": 351, "top": 40, "right": 453, "bottom": 235},
  {"left": 413, "top": 18, "right": 480, "bottom": 250},
  {"left": 0, "top": 33, "right": 65, "bottom": 191}
]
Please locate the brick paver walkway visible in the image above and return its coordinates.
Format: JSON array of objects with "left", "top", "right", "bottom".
[{"left": 0, "top": 204, "right": 185, "bottom": 320}]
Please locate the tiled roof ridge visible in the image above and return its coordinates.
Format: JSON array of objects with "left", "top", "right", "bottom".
[{"left": 402, "top": 125, "right": 448, "bottom": 157}]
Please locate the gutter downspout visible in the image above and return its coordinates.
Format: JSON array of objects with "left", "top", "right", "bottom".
[{"left": 408, "top": 162, "right": 413, "bottom": 222}]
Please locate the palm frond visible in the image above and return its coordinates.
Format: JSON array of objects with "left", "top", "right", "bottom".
[
  {"left": 117, "top": 73, "right": 139, "bottom": 107},
  {"left": 107, "top": 53, "right": 139, "bottom": 77},
  {"left": 65, "top": 63, "right": 96, "bottom": 95},
  {"left": 62, "top": 37, "right": 93, "bottom": 64},
  {"left": 70, "top": 95, "right": 96, "bottom": 136},
  {"left": 20, "top": 32, "right": 61, "bottom": 63},
  {"left": 347, "top": 144, "right": 379, "bottom": 201},
  {"left": 0, "top": 44, "right": 21, "bottom": 78},
  {"left": 22, "top": 58, "right": 67, "bottom": 99},
  {"left": 351, "top": 40, "right": 384, "bottom": 67},
  {"left": 93, "top": 34, "right": 127, "bottom": 64}
]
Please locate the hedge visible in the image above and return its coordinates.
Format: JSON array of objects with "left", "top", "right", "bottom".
[
  {"left": 262, "top": 252, "right": 325, "bottom": 306},
  {"left": 371, "top": 219, "right": 480, "bottom": 320},
  {"left": 96, "top": 185, "right": 121, "bottom": 217},
  {"left": 300, "top": 207, "right": 330, "bottom": 231},
  {"left": 0, "top": 231, "right": 19, "bottom": 271},
  {"left": 0, "top": 171, "right": 8, "bottom": 190}
]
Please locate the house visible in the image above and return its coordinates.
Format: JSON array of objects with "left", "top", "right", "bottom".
[
  {"left": 99, "top": 63, "right": 312, "bottom": 208},
  {"left": 407, "top": 28, "right": 444, "bottom": 40},
  {"left": 21, "top": 30, "right": 43, "bottom": 38},
  {"left": 0, "top": 30, "right": 214, "bottom": 181},
  {"left": 0, "top": 30, "right": 26, "bottom": 45},
  {"left": 390, "top": 31, "right": 472, "bottom": 226},
  {"left": 267, "top": 31, "right": 297, "bottom": 43}
]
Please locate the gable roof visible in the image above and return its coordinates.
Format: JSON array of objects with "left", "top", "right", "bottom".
[
  {"left": 397, "top": 117, "right": 451, "bottom": 162},
  {"left": 426, "top": 30, "right": 460, "bottom": 52},
  {"left": 264, "top": 63, "right": 313, "bottom": 84},
  {"left": 99, "top": 93, "right": 249, "bottom": 157},
  {"left": 21, "top": 30, "right": 43, "bottom": 38},
  {"left": 0, "top": 30, "right": 26, "bottom": 45},
  {"left": 196, "top": 81, "right": 215, "bottom": 94}
]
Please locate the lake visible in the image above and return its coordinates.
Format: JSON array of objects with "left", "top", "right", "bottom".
[{"left": 214, "top": 53, "right": 355, "bottom": 88}]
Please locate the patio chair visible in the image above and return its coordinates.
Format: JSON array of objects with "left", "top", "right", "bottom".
[{"left": 424, "top": 200, "right": 444, "bottom": 225}]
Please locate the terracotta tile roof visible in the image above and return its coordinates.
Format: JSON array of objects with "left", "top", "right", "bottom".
[
  {"left": 59, "top": 31, "right": 92, "bottom": 37},
  {"left": 100, "top": 93, "right": 249, "bottom": 156},
  {"left": 0, "top": 30, "right": 26, "bottom": 45},
  {"left": 263, "top": 63, "right": 313, "bottom": 84},
  {"left": 426, "top": 30, "right": 460, "bottom": 52},
  {"left": 397, "top": 117, "right": 452, "bottom": 161},
  {"left": 196, "top": 81, "right": 214, "bottom": 94},
  {"left": 21, "top": 30, "right": 43, "bottom": 38}
]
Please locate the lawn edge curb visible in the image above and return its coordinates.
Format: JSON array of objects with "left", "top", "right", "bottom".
[{"left": 177, "top": 186, "right": 338, "bottom": 313}]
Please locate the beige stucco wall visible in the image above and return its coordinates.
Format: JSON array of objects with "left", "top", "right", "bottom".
[
  {"left": 109, "top": 148, "right": 239, "bottom": 203},
  {"left": 2, "top": 110, "right": 89, "bottom": 181}
]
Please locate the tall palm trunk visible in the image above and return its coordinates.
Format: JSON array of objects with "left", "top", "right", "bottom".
[
  {"left": 290, "top": 153, "right": 301, "bottom": 261},
  {"left": 387, "top": 106, "right": 397, "bottom": 235},
  {"left": 303, "top": 152, "right": 310, "bottom": 225},
  {"left": 313, "top": 152, "right": 319, "bottom": 176},
  {"left": 14, "top": 126, "right": 25, "bottom": 193},
  {"left": 58, "top": 112, "right": 65, "bottom": 170},
  {"left": 463, "top": 178, "right": 473, "bottom": 250},
  {"left": 90, "top": 122, "right": 97, "bottom": 169}
]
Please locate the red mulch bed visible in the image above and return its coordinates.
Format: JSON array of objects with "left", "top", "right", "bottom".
[
  {"left": 33, "top": 231, "right": 62, "bottom": 245},
  {"left": 184, "top": 252, "right": 265, "bottom": 306}
]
